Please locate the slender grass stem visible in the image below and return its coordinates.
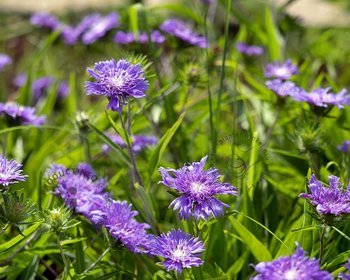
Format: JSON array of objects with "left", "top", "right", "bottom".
[
  {"left": 57, "top": 235, "right": 71, "bottom": 278},
  {"left": 81, "top": 246, "right": 111, "bottom": 275}
]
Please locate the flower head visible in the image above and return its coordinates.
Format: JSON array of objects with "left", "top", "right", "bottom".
[
  {"left": 251, "top": 243, "right": 332, "bottom": 280},
  {"left": 0, "top": 102, "right": 45, "bottom": 126},
  {"left": 299, "top": 174, "right": 350, "bottom": 216},
  {"left": 338, "top": 141, "right": 350, "bottom": 154},
  {"left": 82, "top": 12, "right": 119, "bottom": 44},
  {"left": 85, "top": 58, "right": 148, "bottom": 111},
  {"left": 115, "top": 30, "right": 165, "bottom": 45},
  {"left": 0, "top": 54, "right": 12, "bottom": 71},
  {"left": 236, "top": 42, "right": 264, "bottom": 56},
  {"left": 103, "top": 200, "right": 153, "bottom": 253},
  {"left": 160, "top": 18, "right": 208, "bottom": 48},
  {"left": 30, "top": 12, "right": 61, "bottom": 30},
  {"left": 266, "top": 79, "right": 302, "bottom": 98},
  {"left": 292, "top": 87, "right": 350, "bottom": 108},
  {"left": 0, "top": 156, "right": 27, "bottom": 187},
  {"left": 153, "top": 229, "right": 205, "bottom": 274},
  {"left": 13, "top": 73, "right": 27, "bottom": 89},
  {"left": 32, "top": 76, "right": 54, "bottom": 102},
  {"left": 159, "top": 155, "right": 237, "bottom": 220},
  {"left": 338, "top": 259, "right": 350, "bottom": 279},
  {"left": 264, "top": 59, "right": 298, "bottom": 79}
]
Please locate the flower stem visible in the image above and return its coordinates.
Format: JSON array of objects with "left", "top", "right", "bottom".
[
  {"left": 2, "top": 132, "right": 7, "bottom": 156},
  {"left": 319, "top": 225, "right": 326, "bottom": 263},
  {"left": 81, "top": 246, "right": 111, "bottom": 275}
]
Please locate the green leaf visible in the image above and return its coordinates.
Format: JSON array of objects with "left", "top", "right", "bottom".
[
  {"left": 75, "top": 226, "right": 85, "bottom": 274},
  {"left": 264, "top": 7, "right": 284, "bottom": 61},
  {"left": 229, "top": 217, "right": 272, "bottom": 262},
  {"left": 60, "top": 237, "right": 87, "bottom": 246},
  {"left": 0, "top": 222, "right": 41, "bottom": 254},
  {"left": 147, "top": 112, "right": 185, "bottom": 186}
]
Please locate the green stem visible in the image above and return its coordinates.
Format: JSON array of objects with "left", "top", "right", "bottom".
[
  {"left": 81, "top": 246, "right": 111, "bottom": 275},
  {"left": 57, "top": 234, "right": 71, "bottom": 278},
  {"left": 2, "top": 132, "right": 7, "bottom": 156},
  {"left": 319, "top": 225, "right": 326, "bottom": 263}
]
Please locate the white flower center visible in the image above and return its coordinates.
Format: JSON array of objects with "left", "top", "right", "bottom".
[
  {"left": 275, "top": 67, "right": 289, "bottom": 77},
  {"left": 172, "top": 247, "right": 187, "bottom": 261},
  {"left": 284, "top": 269, "right": 299, "bottom": 280},
  {"left": 190, "top": 182, "right": 206, "bottom": 194},
  {"left": 110, "top": 76, "right": 124, "bottom": 88}
]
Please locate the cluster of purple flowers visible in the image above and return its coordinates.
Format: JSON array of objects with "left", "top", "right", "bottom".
[
  {"left": 0, "top": 155, "right": 27, "bottom": 188},
  {"left": 102, "top": 133, "right": 157, "bottom": 154},
  {"left": 0, "top": 102, "right": 45, "bottom": 126},
  {"left": 236, "top": 42, "right": 264, "bottom": 56},
  {"left": 0, "top": 53, "right": 12, "bottom": 71},
  {"left": 159, "top": 155, "right": 237, "bottom": 220},
  {"left": 265, "top": 59, "right": 350, "bottom": 108},
  {"left": 251, "top": 243, "right": 332, "bottom": 280},
  {"left": 160, "top": 18, "right": 208, "bottom": 48},
  {"left": 299, "top": 174, "right": 350, "bottom": 217},
  {"left": 114, "top": 30, "right": 166, "bottom": 45},
  {"left": 85, "top": 58, "right": 149, "bottom": 111}
]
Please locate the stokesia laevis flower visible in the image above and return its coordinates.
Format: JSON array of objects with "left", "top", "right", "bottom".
[
  {"left": 299, "top": 174, "right": 350, "bottom": 217},
  {"left": 251, "top": 243, "right": 332, "bottom": 280},
  {"left": 30, "top": 12, "right": 61, "bottom": 30},
  {"left": 103, "top": 200, "right": 153, "bottom": 253},
  {"left": 264, "top": 59, "right": 298, "bottom": 79},
  {"left": 153, "top": 229, "right": 205, "bottom": 274},
  {"left": 114, "top": 30, "right": 165, "bottom": 45},
  {"left": 0, "top": 54, "right": 12, "bottom": 71},
  {"left": 265, "top": 79, "right": 302, "bottom": 98},
  {"left": 160, "top": 18, "right": 208, "bottom": 48},
  {"left": 159, "top": 155, "right": 237, "bottom": 220},
  {"left": 85, "top": 58, "right": 149, "bottom": 111},
  {"left": 338, "top": 259, "right": 350, "bottom": 279},
  {"left": 0, "top": 155, "right": 27, "bottom": 188},
  {"left": 0, "top": 102, "right": 45, "bottom": 126},
  {"left": 338, "top": 141, "right": 350, "bottom": 154},
  {"left": 292, "top": 87, "right": 350, "bottom": 109},
  {"left": 236, "top": 42, "right": 264, "bottom": 56}
]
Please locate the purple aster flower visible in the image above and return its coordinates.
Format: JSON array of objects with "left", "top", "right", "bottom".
[
  {"left": 159, "top": 155, "right": 237, "bottom": 220},
  {"left": 0, "top": 155, "right": 27, "bottom": 187},
  {"left": 251, "top": 243, "right": 332, "bottom": 280},
  {"left": 338, "top": 260, "right": 350, "bottom": 279},
  {"left": 82, "top": 12, "right": 119, "bottom": 45},
  {"left": 265, "top": 79, "right": 303, "bottom": 98},
  {"left": 299, "top": 174, "right": 350, "bottom": 216},
  {"left": 13, "top": 73, "right": 27, "bottom": 89},
  {"left": 0, "top": 102, "right": 45, "bottom": 126},
  {"left": 57, "top": 81, "right": 69, "bottom": 99},
  {"left": 292, "top": 87, "right": 350, "bottom": 109},
  {"left": 85, "top": 58, "right": 148, "bottom": 111},
  {"left": 160, "top": 18, "right": 208, "bottom": 48},
  {"left": 236, "top": 42, "right": 264, "bottom": 56},
  {"left": 30, "top": 12, "right": 61, "bottom": 30},
  {"left": 139, "top": 30, "right": 166, "bottom": 44},
  {"left": 153, "top": 229, "right": 205, "bottom": 274},
  {"left": 0, "top": 54, "right": 12, "bottom": 71},
  {"left": 44, "top": 163, "right": 67, "bottom": 179},
  {"left": 32, "top": 76, "right": 54, "bottom": 102},
  {"left": 52, "top": 162, "right": 109, "bottom": 225},
  {"left": 114, "top": 31, "right": 135, "bottom": 44},
  {"left": 264, "top": 59, "right": 298, "bottom": 79},
  {"left": 102, "top": 133, "right": 157, "bottom": 153},
  {"left": 338, "top": 141, "right": 350, "bottom": 154},
  {"left": 103, "top": 200, "right": 153, "bottom": 253}
]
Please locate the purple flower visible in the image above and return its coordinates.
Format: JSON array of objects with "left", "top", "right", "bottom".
[
  {"left": 338, "top": 141, "right": 350, "bottom": 154},
  {"left": 114, "top": 31, "right": 135, "bottom": 44},
  {"left": 0, "top": 102, "right": 45, "bottom": 126},
  {"left": 85, "top": 58, "right": 148, "bottom": 111},
  {"left": 236, "top": 42, "right": 264, "bottom": 56},
  {"left": 30, "top": 12, "right": 61, "bottom": 30},
  {"left": 265, "top": 79, "right": 303, "bottom": 98},
  {"left": 264, "top": 59, "right": 298, "bottom": 79},
  {"left": 159, "top": 155, "right": 237, "bottom": 220},
  {"left": 0, "top": 155, "right": 27, "bottom": 187},
  {"left": 153, "top": 229, "right": 205, "bottom": 274},
  {"left": 82, "top": 12, "right": 119, "bottom": 44},
  {"left": 102, "top": 133, "right": 157, "bottom": 153},
  {"left": 103, "top": 200, "right": 153, "bottom": 253},
  {"left": 13, "top": 73, "right": 27, "bottom": 89},
  {"left": 338, "top": 260, "right": 350, "bottom": 279},
  {"left": 160, "top": 18, "right": 208, "bottom": 48},
  {"left": 0, "top": 54, "right": 12, "bottom": 71},
  {"left": 51, "top": 162, "right": 109, "bottom": 225},
  {"left": 139, "top": 30, "right": 166, "bottom": 44},
  {"left": 57, "top": 81, "right": 69, "bottom": 99},
  {"left": 299, "top": 174, "right": 350, "bottom": 216},
  {"left": 32, "top": 76, "right": 54, "bottom": 102},
  {"left": 251, "top": 243, "right": 332, "bottom": 280},
  {"left": 292, "top": 87, "right": 350, "bottom": 109}
]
